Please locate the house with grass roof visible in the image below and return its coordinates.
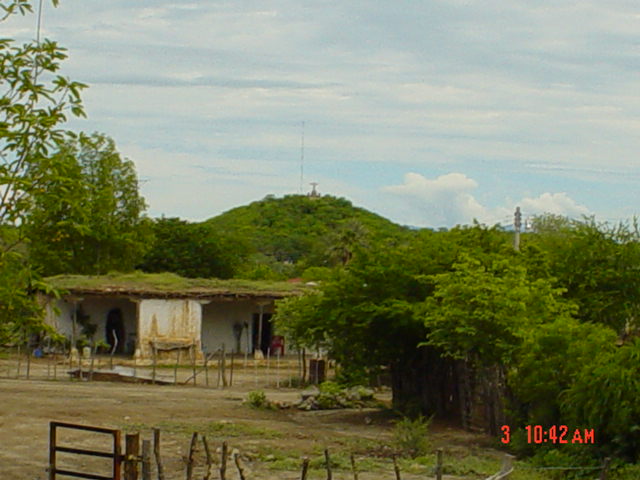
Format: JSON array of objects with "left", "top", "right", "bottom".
[{"left": 41, "top": 272, "right": 309, "bottom": 361}]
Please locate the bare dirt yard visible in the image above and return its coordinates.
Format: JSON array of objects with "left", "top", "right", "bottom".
[{"left": 0, "top": 357, "right": 504, "bottom": 480}]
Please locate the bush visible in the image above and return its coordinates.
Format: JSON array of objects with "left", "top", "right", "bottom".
[
  {"left": 393, "top": 415, "right": 431, "bottom": 458},
  {"left": 245, "top": 390, "right": 270, "bottom": 409}
]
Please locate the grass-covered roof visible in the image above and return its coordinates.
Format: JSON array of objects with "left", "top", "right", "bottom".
[{"left": 44, "top": 272, "right": 310, "bottom": 299}]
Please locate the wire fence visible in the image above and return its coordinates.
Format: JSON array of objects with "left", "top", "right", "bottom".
[{"left": 0, "top": 345, "right": 330, "bottom": 390}]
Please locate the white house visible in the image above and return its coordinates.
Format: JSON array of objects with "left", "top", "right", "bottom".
[{"left": 41, "top": 273, "right": 308, "bottom": 360}]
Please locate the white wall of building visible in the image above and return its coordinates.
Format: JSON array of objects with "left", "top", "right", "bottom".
[
  {"left": 44, "top": 295, "right": 136, "bottom": 352},
  {"left": 138, "top": 298, "right": 202, "bottom": 358},
  {"left": 201, "top": 300, "right": 274, "bottom": 354}
]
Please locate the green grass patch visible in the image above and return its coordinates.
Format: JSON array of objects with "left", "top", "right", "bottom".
[
  {"left": 45, "top": 271, "right": 311, "bottom": 297},
  {"left": 122, "top": 420, "right": 283, "bottom": 439}
]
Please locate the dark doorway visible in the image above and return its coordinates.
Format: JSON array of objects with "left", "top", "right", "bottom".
[
  {"left": 252, "top": 313, "right": 273, "bottom": 355},
  {"left": 106, "top": 308, "right": 125, "bottom": 354}
]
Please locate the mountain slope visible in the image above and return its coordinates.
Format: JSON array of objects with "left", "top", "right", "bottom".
[{"left": 204, "top": 194, "right": 410, "bottom": 267}]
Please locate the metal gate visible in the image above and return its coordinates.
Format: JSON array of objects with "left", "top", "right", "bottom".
[{"left": 49, "top": 421, "right": 122, "bottom": 480}]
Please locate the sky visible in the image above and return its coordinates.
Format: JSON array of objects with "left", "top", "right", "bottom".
[{"left": 5, "top": 1, "right": 640, "bottom": 228}]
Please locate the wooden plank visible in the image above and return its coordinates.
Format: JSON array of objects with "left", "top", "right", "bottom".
[
  {"left": 49, "top": 422, "right": 57, "bottom": 480},
  {"left": 52, "top": 469, "right": 114, "bottom": 480},
  {"left": 50, "top": 422, "right": 119, "bottom": 435},
  {"left": 113, "top": 428, "right": 122, "bottom": 480},
  {"left": 54, "top": 446, "right": 115, "bottom": 458}
]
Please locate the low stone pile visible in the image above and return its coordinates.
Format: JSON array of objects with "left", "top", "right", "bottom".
[
  {"left": 246, "top": 382, "right": 378, "bottom": 411},
  {"left": 294, "top": 384, "right": 376, "bottom": 410}
]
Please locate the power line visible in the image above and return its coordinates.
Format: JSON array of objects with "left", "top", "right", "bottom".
[{"left": 33, "top": 0, "right": 44, "bottom": 81}]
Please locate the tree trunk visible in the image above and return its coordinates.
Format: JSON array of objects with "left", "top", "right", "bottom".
[{"left": 390, "top": 346, "right": 460, "bottom": 420}]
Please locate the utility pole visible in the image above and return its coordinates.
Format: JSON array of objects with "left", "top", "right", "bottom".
[
  {"left": 514, "top": 206, "right": 522, "bottom": 251},
  {"left": 299, "top": 121, "right": 305, "bottom": 194}
]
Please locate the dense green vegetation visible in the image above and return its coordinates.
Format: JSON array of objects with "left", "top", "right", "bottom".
[
  {"left": 275, "top": 218, "right": 640, "bottom": 464},
  {"left": 138, "top": 217, "right": 249, "bottom": 279},
  {"left": 25, "top": 133, "right": 151, "bottom": 276},
  {"left": 3, "top": 0, "right": 640, "bottom": 471},
  {"left": 45, "top": 271, "right": 310, "bottom": 296},
  {"left": 204, "top": 194, "right": 410, "bottom": 278},
  {"left": 1, "top": 0, "right": 86, "bottom": 343}
]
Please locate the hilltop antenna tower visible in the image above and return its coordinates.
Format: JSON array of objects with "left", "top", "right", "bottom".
[{"left": 299, "top": 121, "right": 305, "bottom": 194}]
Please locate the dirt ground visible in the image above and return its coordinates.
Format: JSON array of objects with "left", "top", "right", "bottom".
[{"left": 0, "top": 356, "right": 497, "bottom": 480}]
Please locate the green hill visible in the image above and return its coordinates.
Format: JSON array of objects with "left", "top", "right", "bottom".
[{"left": 204, "top": 194, "right": 410, "bottom": 274}]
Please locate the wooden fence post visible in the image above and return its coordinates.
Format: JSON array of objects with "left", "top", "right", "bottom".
[
  {"left": 153, "top": 428, "right": 165, "bottom": 480},
  {"left": 300, "top": 457, "right": 310, "bottom": 480},
  {"left": 151, "top": 343, "right": 157, "bottom": 385},
  {"left": 253, "top": 354, "right": 258, "bottom": 388},
  {"left": 204, "top": 353, "right": 209, "bottom": 387},
  {"left": 221, "top": 343, "right": 227, "bottom": 388},
  {"left": 89, "top": 344, "right": 95, "bottom": 381},
  {"left": 202, "top": 435, "right": 213, "bottom": 480},
  {"left": 350, "top": 454, "right": 358, "bottom": 480},
  {"left": 266, "top": 348, "right": 270, "bottom": 387},
  {"left": 220, "top": 441, "right": 228, "bottom": 480},
  {"left": 234, "top": 451, "right": 246, "bottom": 480},
  {"left": 141, "top": 440, "right": 151, "bottom": 480},
  {"left": 185, "top": 432, "right": 197, "bottom": 480},
  {"left": 124, "top": 433, "right": 140, "bottom": 480},
  {"left": 174, "top": 348, "right": 181, "bottom": 384},
  {"left": 392, "top": 454, "right": 401, "bottom": 480},
  {"left": 324, "top": 448, "right": 332, "bottom": 480},
  {"left": 599, "top": 457, "right": 611, "bottom": 480},
  {"left": 191, "top": 343, "right": 197, "bottom": 386},
  {"left": 26, "top": 344, "right": 31, "bottom": 379},
  {"left": 17, "top": 344, "right": 21, "bottom": 378},
  {"left": 435, "top": 448, "right": 443, "bottom": 480}
]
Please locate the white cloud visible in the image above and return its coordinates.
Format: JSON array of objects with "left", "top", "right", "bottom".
[
  {"left": 383, "top": 172, "right": 492, "bottom": 226},
  {"left": 383, "top": 172, "right": 591, "bottom": 228},
  {"left": 519, "top": 192, "right": 590, "bottom": 217},
  {"left": 4, "top": 1, "right": 636, "bottom": 226}
]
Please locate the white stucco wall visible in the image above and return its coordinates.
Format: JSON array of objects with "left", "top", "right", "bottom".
[
  {"left": 44, "top": 297, "right": 74, "bottom": 337},
  {"left": 138, "top": 298, "right": 202, "bottom": 358},
  {"left": 201, "top": 300, "right": 274, "bottom": 354},
  {"left": 44, "top": 295, "right": 136, "bottom": 352}
]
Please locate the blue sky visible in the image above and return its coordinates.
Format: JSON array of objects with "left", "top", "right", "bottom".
[{"left": 5, "top": 1, "right": 640, "bottom": 228}]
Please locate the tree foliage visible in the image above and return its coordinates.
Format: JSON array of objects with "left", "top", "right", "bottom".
[
  {"left": 523, "top": 215, "right": 640, "bottom": 331},
  {"left": 24, "top": 133, "right": 150, "bottom": 275},
  {"left": 421, "top": 255, "right": 574, "bottom": 367},
  {"left": 206, "top": 194, "right": 409, "bottom": 274},
  {"left": 138, "top": 217, "right": 249, "bottom": 279},
  {"left": 561, "top": 339, "right": 640, "bottom": 461},
  {"left": 0, "top": 0, "right": 86, "bottom": 342},
  {"left": 1, "top": 0, "right": 86, "bottom": 228},
  {"left": 276, "top": 215, "right": 640, "bottom": 461}
]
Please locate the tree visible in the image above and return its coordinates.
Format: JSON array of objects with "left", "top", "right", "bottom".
[
  {"left": 0, "top": 0, "right": 86, "bottom": 342},
  {"left": 561, "top": 338, "right": 640, "bottom": 461},
  {"left": 508, "top": 317, "right": 616, "bottom": 436},
  {"left": 523, "top": 215, "right": 640, "bottom": 331},
  {"left": 138, "top": 217, "right": 249, "bottom": 279},
  {"left": 1, "top": 0, "right": 86, "bottom": 229},
  {"left": 275, "top": 225, "right": 520, "bottom": 417},
  {"left": 24, "top": 133, "right": 151, "bottom": 275},
  {"left": 421, "top": 255, "right": 575, "bottom": 367}
]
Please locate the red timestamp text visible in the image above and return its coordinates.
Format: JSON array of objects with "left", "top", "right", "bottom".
[{"left": 500, "top": 425, "right": 595, "bottom": 445}]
